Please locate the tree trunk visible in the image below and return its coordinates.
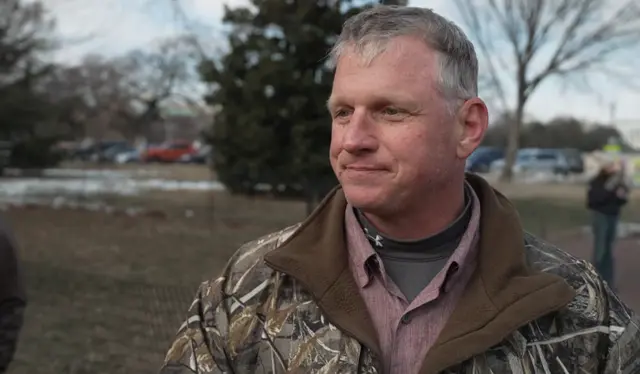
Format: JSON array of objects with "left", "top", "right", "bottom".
[{"left": 500, "top": 67, "right": 527, "bottom": 183}]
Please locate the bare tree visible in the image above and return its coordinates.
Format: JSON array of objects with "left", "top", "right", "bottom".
[
  {"left": 114, "top": 35, "right": 201, "bottom": 140},
  {"left": 42, "top": 36, "right": 202, "bottom": 141},
  {"left": 164, "top": 0, "right": 231, "bottom": 60},
  {"left": 0, "top": 0, "right": 57, "bottom": 139},
  {"left": 40, "top": 54, "right": 134, "bottom": 140},
  {"left": 0, "top": 0, "right": 55, "bottom": 83},
  {"left": 454, "top": 0, "right": 640, "bottom": 181}
]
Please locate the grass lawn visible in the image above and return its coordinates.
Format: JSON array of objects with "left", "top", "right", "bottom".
[
  {"left": 5, "top": 192, "right": 304, "bottom": 374},
  {"left": 499, "top": 182, "right": 640, "bottom": 237},
  {"left": 5, "top": 181, "right": 640, "bottom": 373}
]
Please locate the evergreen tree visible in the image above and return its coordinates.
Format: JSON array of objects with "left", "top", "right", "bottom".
[{"left": 202, "top": 0, "right": 406, "bottom": 206}]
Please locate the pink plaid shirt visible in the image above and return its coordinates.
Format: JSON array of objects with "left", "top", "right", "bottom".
[{"left": 345, "top": 186, "right": 481, "bottom": 374}]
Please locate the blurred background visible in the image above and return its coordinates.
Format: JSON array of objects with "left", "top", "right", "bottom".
[{"left": 1, "top": 0, "right": 640, "bottom": 373}]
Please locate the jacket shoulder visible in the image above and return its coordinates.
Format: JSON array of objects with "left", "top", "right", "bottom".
[
  {"left": 522, "top": 233, "right": 640, "bottom": 372},
  {"left": 523, "top": 232, "right": 635, "bottom": 331},
  {"left": 161, "top": 224, "right": 302, "bottom": 373},
  {"left": 523, "top": 231, "right": 595, "bottom": 285},
  {"left": 219, "top": 223, "right": 301, "bottom": 294}
]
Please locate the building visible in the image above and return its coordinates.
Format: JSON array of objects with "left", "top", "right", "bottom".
[{"left": 145, "top": 100, "right": 213, "bottom": 144}]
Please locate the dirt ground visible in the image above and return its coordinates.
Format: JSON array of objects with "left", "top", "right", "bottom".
[
  {"left": 5, "top": 193, "right": 304, "bottom": 374},
  {"left": 4, "top": 171, "right": 640, "bottom": 373}
]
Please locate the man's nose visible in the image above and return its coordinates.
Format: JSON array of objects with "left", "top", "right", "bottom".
[{"left": 342, "top": 110, "right": 378, "bottom": 154}]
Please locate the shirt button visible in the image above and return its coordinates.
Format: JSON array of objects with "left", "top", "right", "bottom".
[{"left": 401, "top": 314, "right": 411, "bottom": 324}]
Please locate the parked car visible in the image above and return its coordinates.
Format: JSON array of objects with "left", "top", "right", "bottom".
[
  {"left": 142, "top": 141, "right": 196, "bottom": 163},
  {"left": 559, "top": 148, "right": 584, "bottom": 174},
  {"left": 101, "top": 143, "right": 137, "bottom": 163},
  {"left": 465, "top": 146, "right": 504, "bottom": 173},
  {"left": 115, "top": 149, "right": 141, "bottom": 164},
  {"left": 179, "top": 145, "right": 211, "bottom": 165},
  {"left": 490, "top": 148, "right": 572, "bottom": 175},
  {"left": 71, "top": 140, "right": 128, "bottom": 162}
]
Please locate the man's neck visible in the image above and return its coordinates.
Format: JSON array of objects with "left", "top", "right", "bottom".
[{"left": 362, "top": 180, "right": 466, "bottom": 241}]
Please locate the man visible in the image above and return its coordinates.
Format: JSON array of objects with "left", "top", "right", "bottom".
[
  {"left": 161, "top": 5, "right": 640, "bottom": 374},
  {"left": 0, "top": 216, "right": 26, "bottom": 373}
]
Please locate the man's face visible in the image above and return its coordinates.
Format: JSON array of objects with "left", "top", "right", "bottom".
[{"left": 327, "top": 36, "right": 486, "bottom": 215}]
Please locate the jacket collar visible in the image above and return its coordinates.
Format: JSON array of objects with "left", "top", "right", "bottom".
[
  {"left": 264, "top": 186, "right": 381, "bottom": 354},
  {"left": 264, "top": 174, "right": 575, "bottom": 372}
]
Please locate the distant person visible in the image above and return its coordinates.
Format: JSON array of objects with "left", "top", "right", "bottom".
[
  {"left": 0, "top": 217, "right": 26, "bottom": 373},
  {"left": 161, "top": 6, "right": 640, "bottom": 373},
  {"left": 587, "top": 158, "right": 629, "bottom": 288}
]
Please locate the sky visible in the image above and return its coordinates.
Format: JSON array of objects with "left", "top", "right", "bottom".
[{"left": 46, "top": 0, "right": 640, "bottom": 125}]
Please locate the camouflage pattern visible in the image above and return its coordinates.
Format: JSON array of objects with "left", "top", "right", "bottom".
[
  {"left": 441, "top": 232, "right": 640, "bottom": 373},
  {"left": 160, "top": 224, "right": 640, "bottom": 374},
  {"left": 160, "top": 225, "right": 378, "bottom": 374}
]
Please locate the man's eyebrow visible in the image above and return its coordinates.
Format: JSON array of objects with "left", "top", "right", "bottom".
[
  {"left": 326, "top": 97, "right": 339, "bottom": 111},
  {"left": 326, "top": 94, "right": 417, "bottom": 111}
]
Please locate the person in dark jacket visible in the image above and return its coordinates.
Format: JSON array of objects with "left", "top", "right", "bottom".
[
  {"left": 0, "top": 216, "right": 26, "bottom": 373},
  {"left": 587, "top": 158, "right": 629, "bottom": 288}
]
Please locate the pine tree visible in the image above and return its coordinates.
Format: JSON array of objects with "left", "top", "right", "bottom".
[{"left": 202, "top": 0, "right": 407, "bottom": 208}]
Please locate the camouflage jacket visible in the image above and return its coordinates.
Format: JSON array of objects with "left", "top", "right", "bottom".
[{"left": 161, "top": 175, "right": 640, "bottom": 374}]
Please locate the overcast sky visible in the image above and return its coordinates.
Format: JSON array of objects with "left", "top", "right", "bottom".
[{"left": 47, "top": 0, "right": 640, "bottom": 124}]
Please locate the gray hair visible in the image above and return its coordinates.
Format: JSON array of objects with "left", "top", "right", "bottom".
[{"left": 329, "top": 5, "right": 478, "bottom": 103}]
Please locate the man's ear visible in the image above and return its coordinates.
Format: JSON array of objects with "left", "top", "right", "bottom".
[{"left": 456, "top": 98, "right": 488, "bottom": 159}]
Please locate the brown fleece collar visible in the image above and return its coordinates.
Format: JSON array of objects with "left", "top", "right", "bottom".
[{"left": 264, "top": 174, "right": 575, "bottom": 371}]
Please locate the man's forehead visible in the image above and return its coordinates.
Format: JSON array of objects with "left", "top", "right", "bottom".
[
  {"left": 332, "top": 48, "right": 438, "bottom": 97},
  {"left": 330, "top": 47, "right": 438, "bottom": 104},
  {"left": 335, "top": 36, "right": 437, "bottom": 69}
]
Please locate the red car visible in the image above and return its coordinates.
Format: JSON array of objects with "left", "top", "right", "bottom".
[{"left": 142, "top": 141, "right": 195, "bottom": 163}]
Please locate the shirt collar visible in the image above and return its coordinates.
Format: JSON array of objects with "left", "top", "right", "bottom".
[{"left": 345, "top": 181, "right": 482, "bottom": 292}]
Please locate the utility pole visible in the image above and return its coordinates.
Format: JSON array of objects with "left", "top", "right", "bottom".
[{"left": 609, "top": 102, "right": 617, "bottom": 126}]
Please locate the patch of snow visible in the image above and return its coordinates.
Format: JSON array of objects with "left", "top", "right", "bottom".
[
  {"left": 0, "top": 177, "right": 225, "bottom": 199},
  {"left": 135, "top": 179, "right": 225, "bottom": 191},
  {"left": 42, "top": 168, "right": 160, "bottom": 178},
  {"left": 4, "top": 168, "right": 161, "bottom": 179},
  {"left": 0, "top": 164, "right": 216, "bottom": 216},
  {"left": 0, "top": 168, "right": 226, "bottom": 214}
]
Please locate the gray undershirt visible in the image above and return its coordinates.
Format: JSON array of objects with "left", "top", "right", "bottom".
[{"left": 355, "top": 186, "right": 472, "bottom": 302}]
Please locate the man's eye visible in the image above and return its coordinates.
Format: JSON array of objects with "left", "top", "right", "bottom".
[
  {"left": 383, "top": 107, "right": 402, "bottom": 116},
  {"left": 334, "top": 109, "right": 351, "bottom": 118}
]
